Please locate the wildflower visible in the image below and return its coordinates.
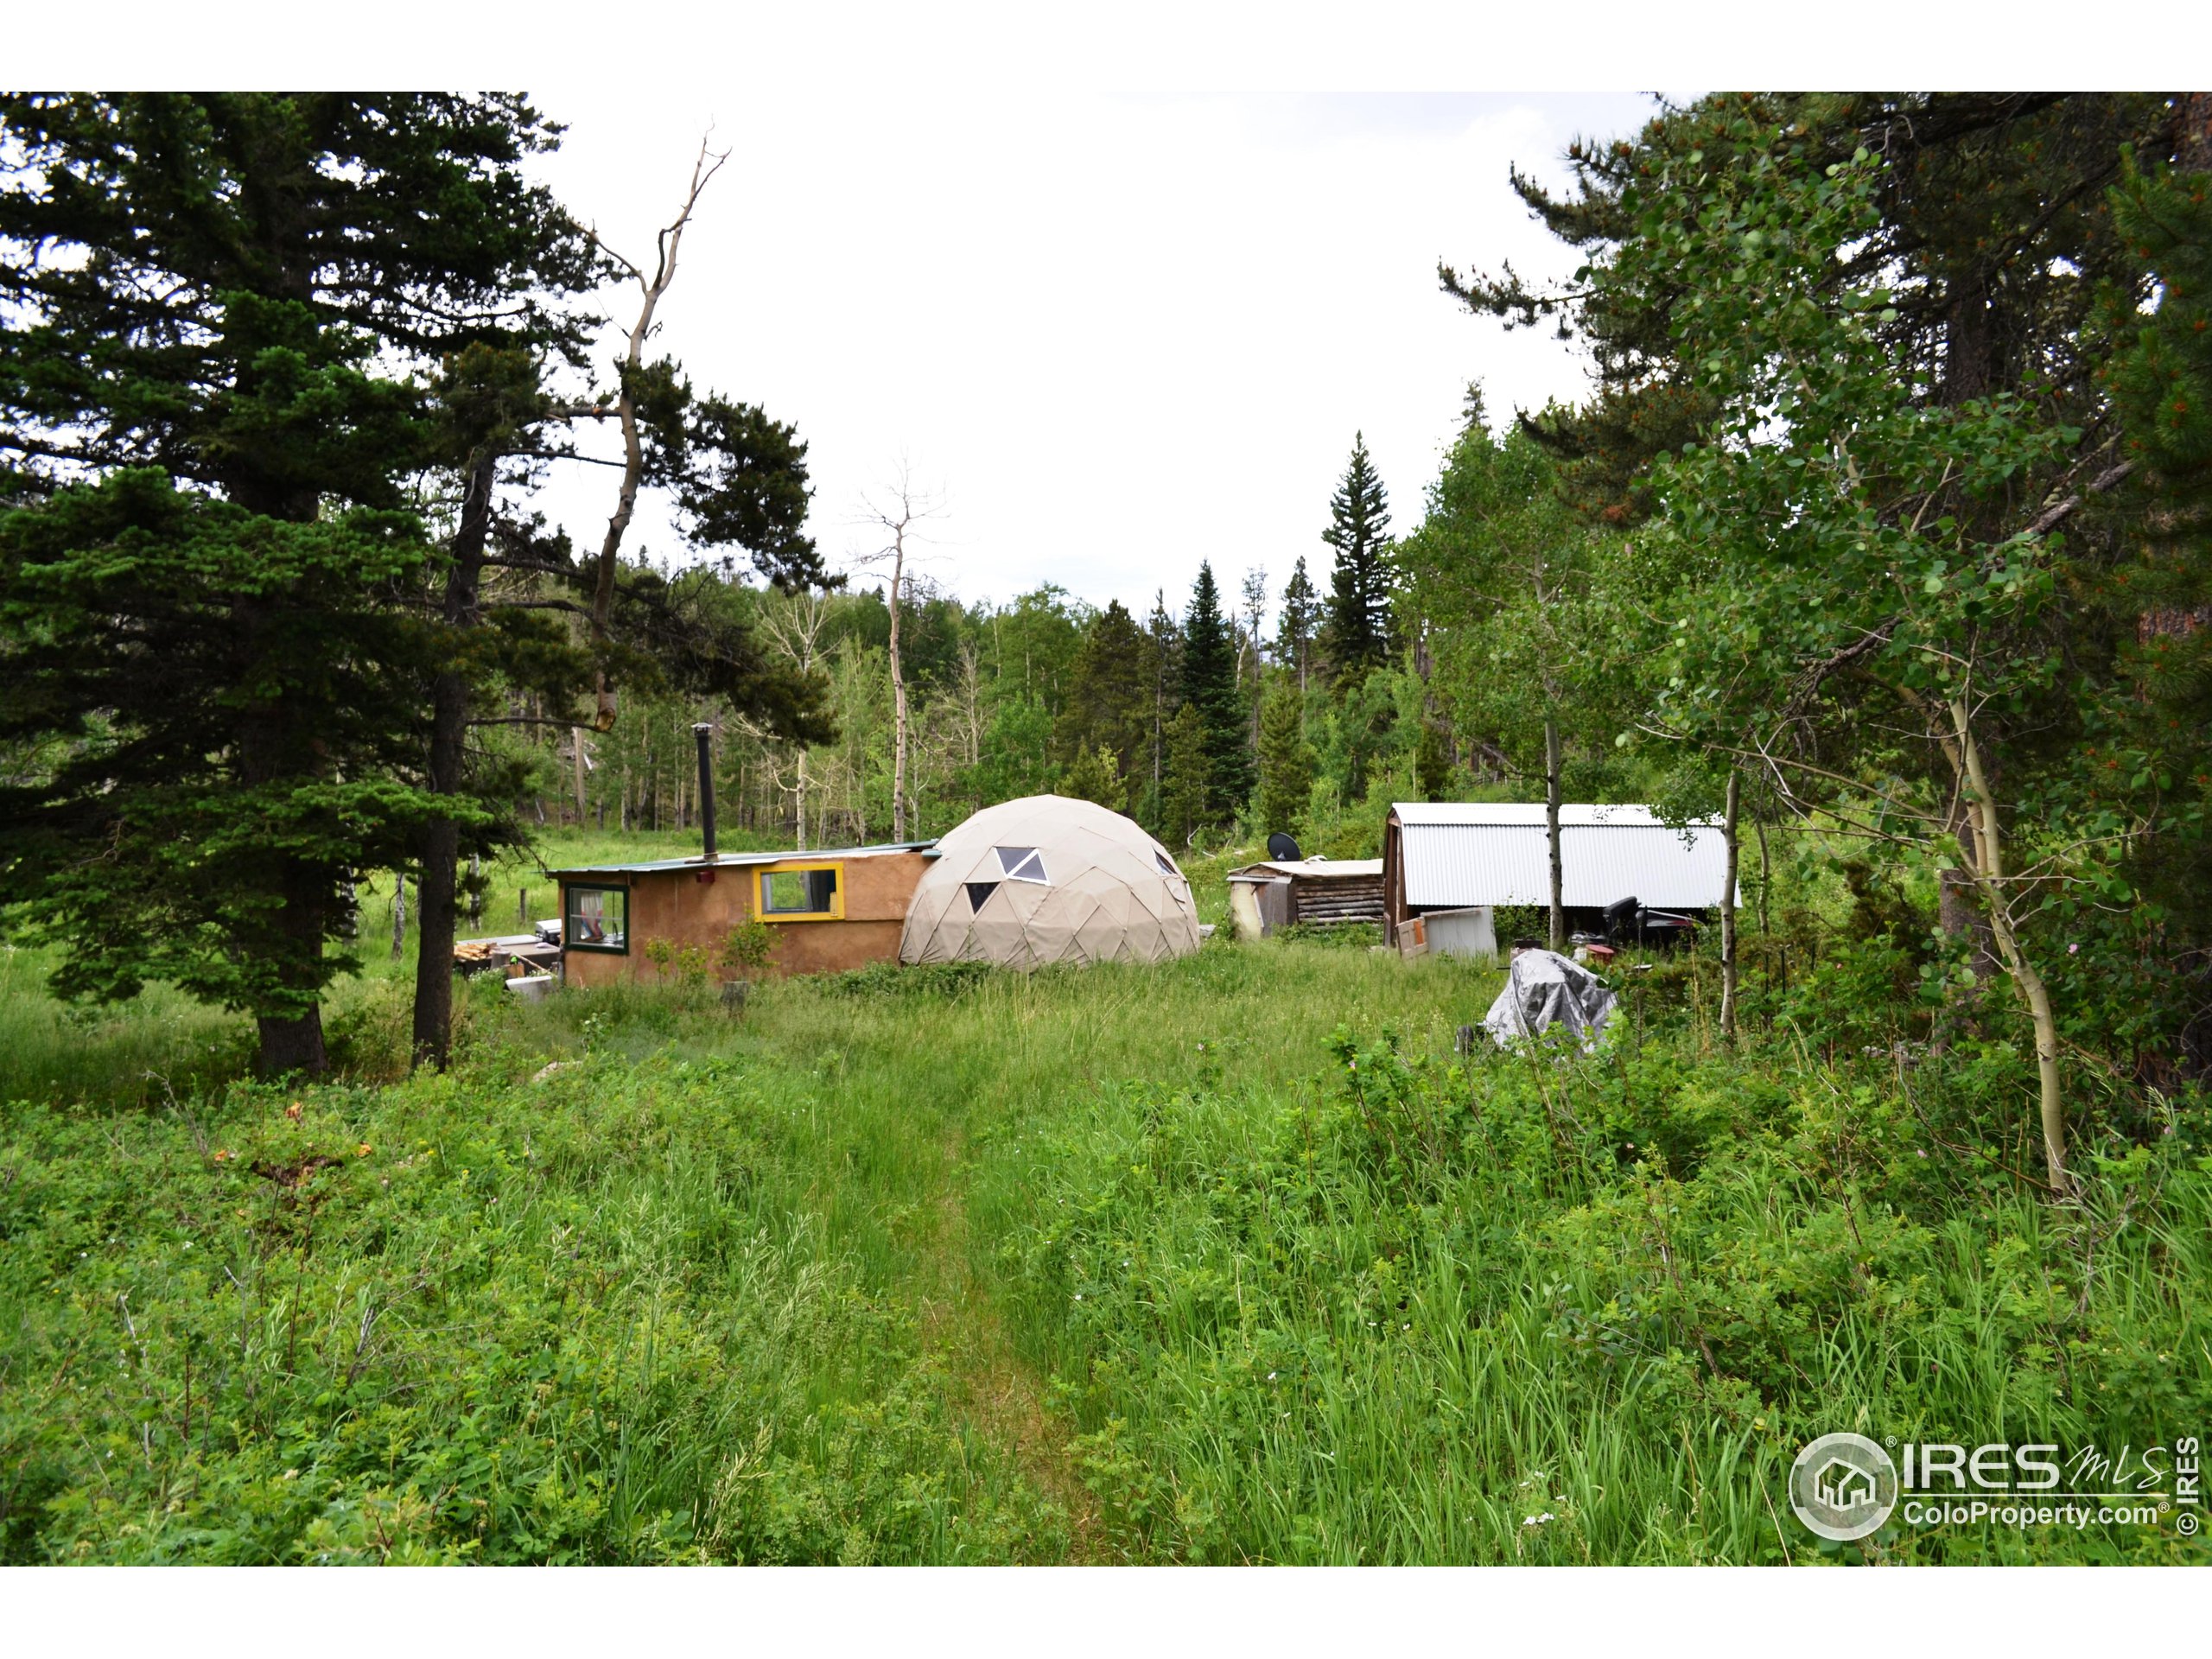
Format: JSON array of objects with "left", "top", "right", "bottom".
[
  {"left": 357, "top": 1144, "right": 373, "bottom": 1158},
  {"left": 213, "top": 1149, "right": 231, "bottom": 1163},
  {"left": 1267, "top": 1371, "right": 1279, "bottom": 1381},
  {"left": 284, "top": 1102, "right": 302, "bottom": 1122},
  {"left": 1074, "top": 1293, "right": 1084, "bottom": 1301},
  {"left": 2068, "top": 943, "right": 2080, "bottom": 955}
]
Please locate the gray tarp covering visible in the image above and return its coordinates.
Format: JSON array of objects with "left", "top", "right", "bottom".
[{"left": 1481, "top": 949, "right": 1618, "bottom": 1050}]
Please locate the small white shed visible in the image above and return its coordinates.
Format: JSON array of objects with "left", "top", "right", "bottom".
[{"left": 1382, "top": 802, "right": 1732, "bottom": 945}]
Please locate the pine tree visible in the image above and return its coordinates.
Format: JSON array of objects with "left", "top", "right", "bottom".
[
  {"left": 1160, "top": 703, "right": 1211, "bottom": 849},
  {"left": 2107, "top": 118, "right": 2212, "bottom": 930},
  {"left": 1274, "top": 556, "right": 1321, "bottom": 695},
  {"left": 1182, "top": 562, "right": 1253, "bottom": 823},
  {"left": 1254, "top": 676, "right": 1314, "bottom": 838},
  {"left": 1060, "top": 741, "right": 1125, "bottom": 812},
  {"left": 1057, "top": 599, "right": 1150, "bottom": 804},
  {"left": 1321, "top": 432, "right": 1394, "bottom": 681},
  {"left": 1139, "top": 590, "right": 1183, "bottom": 829},
  {"left": 0, "top": 94, "right": 599, "bottom": 1077}
]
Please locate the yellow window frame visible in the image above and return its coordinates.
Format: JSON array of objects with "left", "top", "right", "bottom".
[{"left": 754, "top": 859, "right": 846, "bottom": 922}]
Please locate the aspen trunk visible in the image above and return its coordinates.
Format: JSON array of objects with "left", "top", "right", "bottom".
[
  {"left": 1719, "top": 769, "right": 1741, "bottom": 1042},
  {"left": 795, "top": 747, "right": 810, "bottom": 852},
  {"left": 1544, "top": 716, "right": 1565, "bottom": 952},
  {"left": 1950, "top": 698, "right": 2068, "bottom": 1188}
]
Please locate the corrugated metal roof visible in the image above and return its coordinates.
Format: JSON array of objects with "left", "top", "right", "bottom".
[
  {"left": 1393, "top": 804, "right": 1729, "bottom": 909},
  {"left": 552, "top": 841, "right": 938, "bottom": 878},
  {"left": 1394, "top": 802, "right": 1682, "bottom": 829},
  {"left": 1227, "top": 858, "right": 1384, "bottom": 881}
]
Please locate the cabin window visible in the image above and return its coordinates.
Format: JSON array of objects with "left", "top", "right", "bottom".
[
  {"left": 759, "top": 862, "right": 843, "bottom": 920},
  {"left": 563, "top": 885, "right": 628, "bottom": 953}
]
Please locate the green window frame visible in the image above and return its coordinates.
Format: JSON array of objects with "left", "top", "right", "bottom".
[{"left": 563, "top": 883, "right": 629, "bottom": 953}]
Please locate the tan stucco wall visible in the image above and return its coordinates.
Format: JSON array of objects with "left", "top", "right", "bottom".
[{"left": 560, "top": 850, "right": 932, "bottom": 988}]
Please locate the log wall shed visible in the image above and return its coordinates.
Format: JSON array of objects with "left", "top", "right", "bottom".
[
  {"left": 1226, "top": 858, "right": 1386, "bottom": 940},
  {"left": 1382, "top": 803, "right": 1732, "bottom": 945},
  {"left": 554, "top": 842, "right": 938, "bottom": 988}
]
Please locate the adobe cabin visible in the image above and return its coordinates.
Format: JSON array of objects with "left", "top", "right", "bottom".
[
  {"left": 554, "top": 842, "right": 938, "bottom": 988},
  {"left": 1382, "top": 802, "right": 1732, "bottom": 948},
  {"left": 1224, "top": 857, "right": 1385, "bottom": 940}
]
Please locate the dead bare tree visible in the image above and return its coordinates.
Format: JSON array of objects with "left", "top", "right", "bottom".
[
  {"left": 576, "top": 135, "right": 729, "bottom": 729},
  {"left": 854, "top": 467, "right": 944, "bottom": 843}
]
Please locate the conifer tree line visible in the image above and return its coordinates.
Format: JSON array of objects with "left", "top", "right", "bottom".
[{"left": 8, "top": 88, "right": 2212, "bottom": 1171}]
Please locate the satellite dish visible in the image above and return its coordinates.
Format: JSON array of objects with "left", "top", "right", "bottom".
[{"left": 1266, "top": 831, "right": 1303, "bottom": 861}]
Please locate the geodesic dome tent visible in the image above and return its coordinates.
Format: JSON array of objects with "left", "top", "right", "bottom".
[{"left": 899, "top": 795, "right": 1201, "bottom": 969}]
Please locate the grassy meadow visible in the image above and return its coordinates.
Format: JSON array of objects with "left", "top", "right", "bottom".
[{"left": 2, "top": 832, "right": 2208, "bottom": 1563}]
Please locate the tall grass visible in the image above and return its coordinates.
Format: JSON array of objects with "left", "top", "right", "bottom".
[{"left": 3, "top": 908, "right": 2206, "bottom": 1563}]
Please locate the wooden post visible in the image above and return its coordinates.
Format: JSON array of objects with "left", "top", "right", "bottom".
[
  {"left": 391, "top": 872, "right": 406, "bottom": 961},
  {"left": 518, "top": 887, "right": 527, "bottom": 927}
]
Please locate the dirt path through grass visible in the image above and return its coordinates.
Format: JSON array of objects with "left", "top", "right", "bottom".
[{"left": 918, "top": 1122, "right": 1104, "bottom": 1563}]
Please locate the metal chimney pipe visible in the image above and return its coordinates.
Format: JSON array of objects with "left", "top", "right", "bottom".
[{"left": 692, "top": 721, "right": 718, "bottom": 861}]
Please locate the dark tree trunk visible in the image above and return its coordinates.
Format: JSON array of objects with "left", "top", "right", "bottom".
[
  {"left": 233, "top": 568, "right": 334, "bottom": 1077},
  {"left": 1545, "top": 715, "right": 1565, "bottom": 952},
  {"left": 411, "top": 449, "right": 498, "bottom": 1071},
  {"left": 1941, "top": 279, "right": 1993, "bottom": 406},
  {"left": 2177, "top": 92, "right": 2212, "bottom": 173},
  {"left": 257, "top": 854, "right": 330, "bottom": 1077},
  {"left": 1937, "top": 800, "right": 2000, "bottom": 980},
  {"left": 257, "top": 1010, "right": 327, "bottom": 1077}
]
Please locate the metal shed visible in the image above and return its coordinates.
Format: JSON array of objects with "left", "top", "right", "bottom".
[
  {"left": 1225, "top": 857, "right": 1385, "bottom": 939},
  {"left": 1382, "top": 803, "right": 1732, "bottom": 944}
]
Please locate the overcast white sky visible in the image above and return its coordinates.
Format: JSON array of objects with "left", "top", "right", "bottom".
[
  {"left": 26, "top": 3, "right": 2142, "bottom": 626},
  {"left": 528, "top": 90, "right": 1660, "bottom": 623}
]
